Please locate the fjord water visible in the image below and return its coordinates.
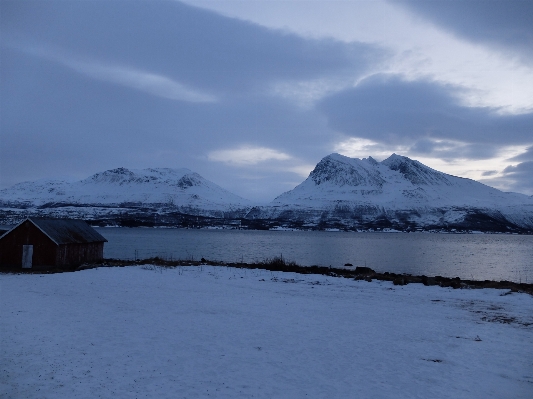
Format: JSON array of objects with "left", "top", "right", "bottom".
[{"left": 97, "top": 228, "right": 533, "bottom": 283}]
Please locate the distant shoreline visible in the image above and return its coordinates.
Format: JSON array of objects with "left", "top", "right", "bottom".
[
  {"left": 3, "top": 224, "right": 533, "bottom": 236},
  {"left": 97, "top": 225, "right": 533, "bottom": 235}
]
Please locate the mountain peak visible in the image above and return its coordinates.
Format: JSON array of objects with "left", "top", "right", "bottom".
[
  {"left": 381, "top": 153, "right": 411, "bottom": 167},
  {"left": 381, "top": 154, "right": 450, "bottom": 186},
  {"left": 323, "top": 153, "right": 350, "bottom": 162},
  {"left": 365, "top": 156, "right": 379, "bottom": 165},
  {"left": 86, "top": 167, "right": 136, "bottom": 184},
  {"left": 307, "top": 153, "right": 385, "bottom": 187}
]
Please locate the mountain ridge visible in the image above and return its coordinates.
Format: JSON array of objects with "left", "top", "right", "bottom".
[
  {"left": 262, "top": 153, "right": 533, "bottom": 232},
  {"left": 2, "top": 167, "right": 250, "bottom": 208},
  {"left": 1, "top": 155, "right": 532, "bottom": 232},
  {"left": 0, "top": 167, "right": 251, "bottom": 226}
]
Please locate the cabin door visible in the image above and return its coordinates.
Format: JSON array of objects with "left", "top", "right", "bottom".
[{"left": 22, "top": 245, "right": 33, "bottom": 268}]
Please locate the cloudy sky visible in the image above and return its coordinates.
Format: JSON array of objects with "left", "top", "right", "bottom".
[{"left": 1, "top": 0, "right": 532, "bottom": 201}]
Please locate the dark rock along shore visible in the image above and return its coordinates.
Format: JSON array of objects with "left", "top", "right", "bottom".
[{"left": 3, "top": 257, "right": 532, "bottom": 296}]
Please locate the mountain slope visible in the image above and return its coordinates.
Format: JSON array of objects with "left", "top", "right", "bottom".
[
  {"left": 251, "top": 153, "right": 533, "bottom": 232},
  {"left": 0, "top": 167, "right": 251, "bottom": 225},
  {"left": 1, "top": 167, "right": 250, "bottom": 209}
]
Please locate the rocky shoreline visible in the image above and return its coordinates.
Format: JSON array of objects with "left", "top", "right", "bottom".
[{"left": 4, "top": 256, "right": 532, "bottom": 295}]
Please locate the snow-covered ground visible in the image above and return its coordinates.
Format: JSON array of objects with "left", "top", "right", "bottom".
[{"left": 2, "top": 266, "right": 532, "bottom": 398}]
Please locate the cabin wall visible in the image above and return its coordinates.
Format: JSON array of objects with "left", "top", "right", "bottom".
[
  {"left": 56, "top": 242, "right": 105, "bottom": 266},
  {"left": 0, "top": 221, "right": 57, "bottom": 267}
]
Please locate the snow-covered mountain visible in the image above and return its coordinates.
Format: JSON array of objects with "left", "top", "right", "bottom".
[
  {"left": 252, "top": 153, "right": 533, "bottom": 232},
  {"left": 0, "top": 167, "right": 251, "bottom": 225},
  {"left": 2, "top": 156, "right": 532, "bottom": 232}
]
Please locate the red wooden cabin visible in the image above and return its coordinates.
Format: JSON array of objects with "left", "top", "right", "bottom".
[{"left": 0, "top": 218, "right": 107, "bottom": 269}]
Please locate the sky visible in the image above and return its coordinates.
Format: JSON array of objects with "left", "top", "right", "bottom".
[{"left": 1, "top": 0, "right": 532, "bottom": 202}]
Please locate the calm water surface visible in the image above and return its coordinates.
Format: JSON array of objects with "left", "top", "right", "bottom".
[{"left": 97, "top": 228, "right": 533, "bottom": 283}]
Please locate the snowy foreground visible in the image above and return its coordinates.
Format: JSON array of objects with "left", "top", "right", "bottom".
[{"left": 2, "top": 266, "right": 533, "bottom": 399}]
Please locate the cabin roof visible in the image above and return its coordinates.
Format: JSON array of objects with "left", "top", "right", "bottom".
[{"left": 0, "top": 218, "right": 108, "bottom": 245}]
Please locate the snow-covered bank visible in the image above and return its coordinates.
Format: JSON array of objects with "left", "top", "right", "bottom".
[{"left": 2, "top": 266, "right": 532, "bottom": 398}]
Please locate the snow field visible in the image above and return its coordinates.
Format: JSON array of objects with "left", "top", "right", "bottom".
[{"left": 1, "top": 266, "right": 532, "bottom": 398}]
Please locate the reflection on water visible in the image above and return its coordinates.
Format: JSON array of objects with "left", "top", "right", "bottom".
[{"left": 97, "top": 228, "right": 533, "bottom": 283}]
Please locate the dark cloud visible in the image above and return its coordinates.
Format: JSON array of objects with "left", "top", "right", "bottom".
[
  {"left": 0, "top": 45, "right": 334, "bottom": 199},
  {"left": 0, "top": 0, "right": 383, "bottom": 200},
  {"left": 1, "top": 1, "right": 531, "bottom": 199},
  {"left": 500, "top": 162, "right": 533, "bottom": 194},
  {"left": 509, "top": 146, "right": 533, "bottom": 162},
  {"left": 0, "top": 45, "right": 329, "bottom": 188},
  {"left": 318, "top": 74, "right": 533, "bottom": 156},
  {"left": 393, "top": 0, "right": 533, "bottom": 61},
  {"left": 481, "top": 171, "right": 498, "bottom": 177},
  {"left": 409, "top": 138, "right": 500, "bottom": 161},
  {"left": 480, "top": 148, "right": 533, "bottom": 194},
  {"left": 1, "top": 0, "right": 379, "bottom": 95}
]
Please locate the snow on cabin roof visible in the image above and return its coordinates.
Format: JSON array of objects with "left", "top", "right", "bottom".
[{"left": 22, "top": 218, "right": 107, "bottom": 245}]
